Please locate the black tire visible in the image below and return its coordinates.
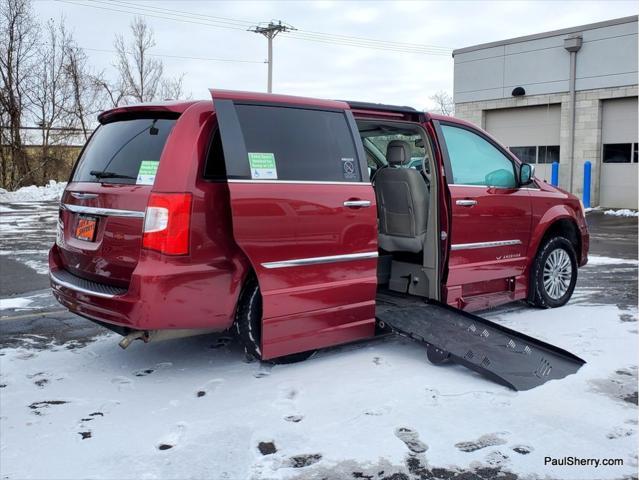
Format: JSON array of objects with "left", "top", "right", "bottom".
[
  {"left": 529, "top": 236, "right": 578, "bottom": 308},
  {"left": 234, "top": 278, "right": 315, "bottom": 364}
]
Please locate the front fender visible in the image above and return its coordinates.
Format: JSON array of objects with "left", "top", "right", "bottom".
[{"left": 529, "top": 204, "right": 586, "bottom": 266}]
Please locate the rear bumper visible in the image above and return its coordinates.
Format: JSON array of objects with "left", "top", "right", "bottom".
[{"left": 49, "top": 245, "right": 239, "bottom": 332}]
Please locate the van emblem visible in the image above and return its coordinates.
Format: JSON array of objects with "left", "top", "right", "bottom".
[{"left": 497, "top": 253, "right": 520, "bottom": 260}]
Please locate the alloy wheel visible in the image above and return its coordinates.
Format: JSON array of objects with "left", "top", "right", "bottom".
[{"left": 542, "top": 248, "right": 573, "bottom": 300}]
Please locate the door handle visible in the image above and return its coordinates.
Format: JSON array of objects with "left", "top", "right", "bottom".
[
  {"left": 456, "top": 199, "right": 477, "bottom": 207},
  {"left": 343, "top": 200, "right": 371, "bottom": 208}
]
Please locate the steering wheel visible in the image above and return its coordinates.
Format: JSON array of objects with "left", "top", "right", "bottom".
[{"left": 422, "top": 165, "right": 431, "bottom": 185}]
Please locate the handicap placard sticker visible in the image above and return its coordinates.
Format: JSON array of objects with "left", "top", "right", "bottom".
[
  {"left": 248, "top": 152, "right": 278, "bottom": 180},
  {"left": 136, "top": 160, "right": 159, "bottom": 185}
]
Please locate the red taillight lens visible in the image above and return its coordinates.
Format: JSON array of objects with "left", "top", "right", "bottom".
[{"left": 143, "top": 193, "right": 192, "bottom": 255}]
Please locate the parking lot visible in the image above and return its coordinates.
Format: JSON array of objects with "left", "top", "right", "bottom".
[{"left": 1, "top": 202, "right": 637, "bottom": 480}]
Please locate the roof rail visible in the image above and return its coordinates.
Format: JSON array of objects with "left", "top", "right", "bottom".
[{"left": 342, "top": 101, "right": 418, "bottom": 114}]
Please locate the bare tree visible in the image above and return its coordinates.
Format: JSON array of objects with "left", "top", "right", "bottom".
[
  {"left": 0, "top": 0, "right": 39, "bottom": 188},
  {"left": 24, "top": 17, "right": 75, "bottom": 185},
  {"left": 429, "top": 91, "right": 455, "bottom": 116},
  {"left": 94, "top": 72, "right": 126, "bottom": 109},
  {"left": 159, "top": 73, "right": 186, "bottom": 100},
  {"left": 115, "top": 17, "right": 163, "bottom": 103},
  {"left": 64, "top": 35, "right": 103, "bottom": 140}
]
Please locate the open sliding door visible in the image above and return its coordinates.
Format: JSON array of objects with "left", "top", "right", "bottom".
[{"left": 210, "top": 90, "right": 378, "bottom": 359}]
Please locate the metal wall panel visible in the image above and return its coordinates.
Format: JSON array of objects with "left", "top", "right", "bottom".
[
  {"left": 600, "top": 97, "right": 638, "bottom": 208},
  {"left": 485, "top": 105, "right": 561, "bottom": 146}
]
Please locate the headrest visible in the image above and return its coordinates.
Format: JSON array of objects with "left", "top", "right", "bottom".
[{"left": 386, "top": 140, "right": 411, "bottom": 166}]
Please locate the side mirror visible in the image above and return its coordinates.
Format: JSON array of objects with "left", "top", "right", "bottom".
[{"left": 519, "top": 163, "right": 535, "bottom": 186}]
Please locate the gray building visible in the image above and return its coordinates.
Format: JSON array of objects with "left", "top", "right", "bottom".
[{"left": 453, "top": 16, "right": 638, "bottom": 209}]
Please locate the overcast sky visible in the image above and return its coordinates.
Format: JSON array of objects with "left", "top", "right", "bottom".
[{"left": 35, "top": 0, "right": 638, "bottom": 110}]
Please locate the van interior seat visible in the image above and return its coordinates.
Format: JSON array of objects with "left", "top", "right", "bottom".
[{"left": 374, "top": 140, "right": 429, "bottom": 254}]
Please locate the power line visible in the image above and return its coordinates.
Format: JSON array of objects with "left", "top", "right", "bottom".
[
  {"left": 282, "top": 32, "right": 450, "bottom": 55},
  {"left": 56, "top": 0, "right": 251, "bottom": 32},
  {"left": 83, "top": 46, "right": 265, "bottom": 64},
  {"left": 107, "top": 0, "right": 452, "bottom": 52},
  {"left": 248, "top": 20, "right": 296, "bottom": 92},
  {"left": 58, "top": 0, "right": 453, "bottom": 56}
]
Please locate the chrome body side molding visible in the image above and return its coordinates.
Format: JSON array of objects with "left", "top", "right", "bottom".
[
  {"left": 450, "top": 239, "right": 523, "bottom": 251},
  {"left": 262, "top": 251, "right": 378, "bottom": 269}
]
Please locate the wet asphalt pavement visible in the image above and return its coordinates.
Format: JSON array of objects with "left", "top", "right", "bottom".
[{"left": 0, "top": 203, "right": 637, "bottom": 348}]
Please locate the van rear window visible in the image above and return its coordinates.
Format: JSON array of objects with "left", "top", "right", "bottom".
[{"left": 72, "top": 118, "right": 176, "bottom": 185}]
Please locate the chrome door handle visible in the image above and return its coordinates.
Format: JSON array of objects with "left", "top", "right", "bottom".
[
  {"left": 456, "top": 199, "right": 477, "bottom": 207},
  {"left": 343, "top": 200, "right": 371, "bottom": 208}
]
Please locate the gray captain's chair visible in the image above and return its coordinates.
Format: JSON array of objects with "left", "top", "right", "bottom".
[{"left": 374, "top": 140, "right": 429, "bottom": 253}]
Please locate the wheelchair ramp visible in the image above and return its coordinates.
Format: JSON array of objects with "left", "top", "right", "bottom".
[{"left": 376, "top": 291, "right": 585, "bottom": 391}]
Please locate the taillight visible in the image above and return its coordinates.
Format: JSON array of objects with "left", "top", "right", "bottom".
[{"left": 143, "top": 193, "right": 192, "bottom": 255}]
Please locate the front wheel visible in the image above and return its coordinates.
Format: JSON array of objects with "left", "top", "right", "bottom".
[
  {"left": 530, "top": 236, "right": 578, "bottom": 308},
  {"left": 234, "top": 278, "right": 315, "bottom": 364}
]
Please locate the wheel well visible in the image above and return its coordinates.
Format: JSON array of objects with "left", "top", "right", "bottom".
[
  {"left": 539, "top": 219, "right": 581, "bottom": 260},
  {"left": 234, "top": 269, "right": 258, "bottom": 316},
  {"left": 527, "top": 218, "right": 581, "bottom": 303}
]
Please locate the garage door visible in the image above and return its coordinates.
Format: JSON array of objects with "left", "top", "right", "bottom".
[
  {"left": 485, "top": 104, "right": 561, "bottom": 182},
  {"left": 600, "top": 97, "right": 638, "bottom": 209}
]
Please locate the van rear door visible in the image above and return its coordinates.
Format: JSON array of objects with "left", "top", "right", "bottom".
[
  {"left": 210, "top": 90, "right": 378, "bottom": 359},
  {"left": 57, "top": 115, "right": 178, "bottom": 287}
]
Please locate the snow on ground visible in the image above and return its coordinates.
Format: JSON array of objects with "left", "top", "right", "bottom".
[
  {"left": 604, "top": 209, "right": 639, "bottom": 218},
  {"left": 0, "top": 302, "right": 637, "bottom": 480},
  {"left": 0, "top": 297, "right": 34, "bottom": 310},
  {"left": 0, "top": 181, "right": 66, "bottom": 203},
  {"left": 0, "top": 202, "right": 58, "bottom": 275},
  {"left": 0, "top": 291, "right": 57, "bottom": 316},
  {"left": 586, "top": 255, "right": 639, "bottom": 266}
]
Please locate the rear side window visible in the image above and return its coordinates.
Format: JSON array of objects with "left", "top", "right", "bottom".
[
  {"left": 203, "top": 129, "right": 227, "bottom": 180},
  {"left": 232, "top": 105, "right": 361, "bottom": 182},
  {"left": 72, "top": 118, "right": 177, "bottom": 185}
]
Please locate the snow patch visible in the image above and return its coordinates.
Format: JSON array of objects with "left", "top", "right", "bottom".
[
  {"left": 604, "top": 209, "right": 639, "bottom": 218},
  {"left": 586, "top": 255, "right": 638, "bottom": 266},
  {"left": 0, "top": 302, "right": 637, "bottom": 479},
  {"left": 0, "top": 296, "right": 34, "bottom": 310},
  {"left": 0, "top": 181, "right": 66, "bottom": 203}
]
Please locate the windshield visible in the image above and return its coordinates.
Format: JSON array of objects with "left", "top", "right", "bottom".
[{"left": 72, "top": 118, "right": 176, "bottom": 185}]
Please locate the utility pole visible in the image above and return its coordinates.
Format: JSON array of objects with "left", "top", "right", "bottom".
[{"left": 249, "top": 21, "right": 296, "bottom": 93}]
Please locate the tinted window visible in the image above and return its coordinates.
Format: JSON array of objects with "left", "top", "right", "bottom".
[
  {"left": 203, "top": 129, "right": 227, "bottom": 180},
  {"left": 538, "top": 145, "right": 560, "bottom": 164},
  {"left": 603, "top": 143, "right": 632, "bottom": 163},
  {"left": 233, "top": 105, "right": 361, "bottom": 182},
  {"left": 510, "top": 146, "right": 536, "bottom": 163},
  {"left": 441, "top": 125, "right": 516, "bottom": 188},
  {"left": 73, "top": 118, "right": 176, "bottom": 184}
]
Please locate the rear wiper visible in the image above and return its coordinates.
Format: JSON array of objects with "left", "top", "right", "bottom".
[{"left": 90, "top": 170, "right": 136, "bottom": 180}]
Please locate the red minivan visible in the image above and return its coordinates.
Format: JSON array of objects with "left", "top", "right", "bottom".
[{"left": 49, "top": 90, "right": 589, "bottom": 363}]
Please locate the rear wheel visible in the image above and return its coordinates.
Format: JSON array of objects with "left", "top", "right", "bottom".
[
  {"left": 530, "top": 236, "right": 578, "bottom": 308},
  {"left": 234, "top": 278, "right": 315, "bottom": 364}
]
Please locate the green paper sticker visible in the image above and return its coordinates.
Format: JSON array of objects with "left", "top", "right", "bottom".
[
  {"left": 248, "top": 152, "right": 278, "bottom": 180},
  {"left": 137, "top": 160, "right": 159, "bottom": 185}
]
